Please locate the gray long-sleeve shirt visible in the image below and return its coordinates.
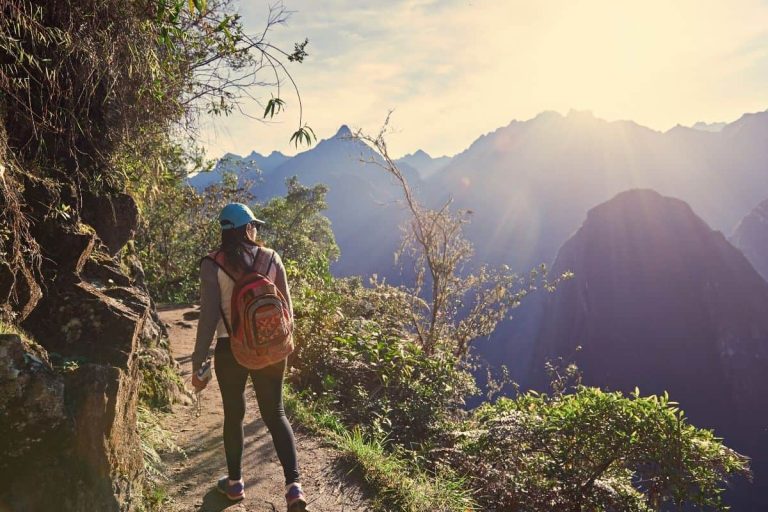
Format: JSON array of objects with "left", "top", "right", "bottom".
[{"left": 192, "top": 245, "right": 293, "bottom": 372}]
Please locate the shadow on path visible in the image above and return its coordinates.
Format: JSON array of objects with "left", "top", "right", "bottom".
[{"left": 197, "top": 488, "right": 243, "bottom": 512}]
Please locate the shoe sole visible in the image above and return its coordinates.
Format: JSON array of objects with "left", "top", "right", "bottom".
[
  {"left": 288, "top": 502, "right": 307, "bottom": 512},
  {"left": 216, "top": 486, "right": 245, "bottom": 501}
]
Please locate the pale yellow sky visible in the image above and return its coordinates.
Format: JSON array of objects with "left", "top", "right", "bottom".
[{"left": 199, "top": 0, "right": 768, "bottom": 159}]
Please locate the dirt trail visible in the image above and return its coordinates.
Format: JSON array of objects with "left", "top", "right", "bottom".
[{"left": 157, "top": 306, "right": 373, "bottom": 512}]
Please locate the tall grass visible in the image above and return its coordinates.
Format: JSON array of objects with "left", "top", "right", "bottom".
[{"left": 284, "top": 386, "right": 477, "bottom": 512}]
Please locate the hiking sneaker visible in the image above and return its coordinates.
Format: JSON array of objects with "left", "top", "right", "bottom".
[
  {"left": 285, "top": 482, "right": 307, "bottom": 511},
  {"left": 217, "top": 477, "right": 245, "bottom": 501}
]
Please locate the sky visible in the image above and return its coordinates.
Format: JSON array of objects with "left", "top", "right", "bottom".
[{"left": 199, "top": 0, "right": 768, "bottom": 159}]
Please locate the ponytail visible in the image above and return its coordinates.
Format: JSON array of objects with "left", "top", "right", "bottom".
[{"left": 220, "top": 225, "right": 264, "bottom": 272}]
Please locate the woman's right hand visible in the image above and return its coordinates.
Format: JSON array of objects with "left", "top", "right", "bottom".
[
  {"left": 192, "top": 359, "right": 212, "bottom": 391},
  {"left": 191, "top": 372, "right": 208, "bottom": 392}
]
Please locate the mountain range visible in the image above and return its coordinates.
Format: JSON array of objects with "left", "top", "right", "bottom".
[
  {"left": 424, "top": 109, "right": 768, "bottom": 273},
  {"left": 193, "top": 109, "right": 768, "bottom": 278},
  {"left": 191, "top": 110, "right": 768, "bottom": 506}
]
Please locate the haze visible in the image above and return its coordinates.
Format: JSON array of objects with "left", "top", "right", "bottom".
[{"left": 201, "top": 0, "right": 768, "bottom": 158}]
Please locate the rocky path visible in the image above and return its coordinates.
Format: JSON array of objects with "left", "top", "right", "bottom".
[{"left": 157, "top": 306, "right": 373, "bottom": 512}]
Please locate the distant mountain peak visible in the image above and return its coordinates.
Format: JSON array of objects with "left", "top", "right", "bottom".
[
  {"left": 400, "top": 149, "right": 431, "bottom": 160},
  {"left": 532, "top": 187, "right": 768, "bottom": 484},
  {"left": 532, "top": 110, "right": 563, "bottom": 122},
  {"left": 220, "top": 152, "right": 243, "bottom": 161},
  {"left": 731, "top": 197, "right": 768, "bottom": 282},
  {"left": 334, "top": 125, "right": 353, "bottom": 138},
  {"left": 691, "top": 121, "right": 726, "bottom": 133}
]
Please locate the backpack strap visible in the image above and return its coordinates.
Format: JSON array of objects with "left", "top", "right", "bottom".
[
  {"left": 250, "top": 247, "right": 276, "bottom": 280},
  {"left": 202, "top": 250, "right": 236, "bottom": 336},
  {"left": 203, "top": 250, "right": 239, "bottom": 281},
  {"left": 249, "top": 247, "right": 262, "bottom": 273},
  {"left": 266, "top": 251, "right": 276, "bottom": 279}
]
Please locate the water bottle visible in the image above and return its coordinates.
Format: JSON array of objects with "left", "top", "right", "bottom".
[
  {"left": 196, "top": 359, "right": 212, "bottom": 385},
  {"left": 195, "top": 360, "right": 212, "bottom": 417}
]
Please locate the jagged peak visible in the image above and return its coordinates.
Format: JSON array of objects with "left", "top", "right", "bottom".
[
  {"left": 219, "top": 152, "right": 243, "bottom": 161},
  {"left": 400, "top": 149, "right": 431, "bottom": 160},
  {"left": 334, "top": 125, "right": 353, "bottom": 138},
  {"left": 244, "top": 150, "right": 286, "bottom": 160}
]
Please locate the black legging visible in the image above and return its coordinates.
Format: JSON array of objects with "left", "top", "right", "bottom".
[{"left": 214, "top": 337, "right": 299, "bottom": 484}]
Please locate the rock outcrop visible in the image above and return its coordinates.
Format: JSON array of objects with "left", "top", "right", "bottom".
[
  {"left": 0, "top": 334, "right": 66, "bottom": 462},
  {"left": 0, "top": 186, "right": 175, "bottom": 511},
  {"left": 0, "top": 3, "right": 187, "bottom": 510},
  {"left": 531, "top": 189, "right": 768, "bottom": 509}
]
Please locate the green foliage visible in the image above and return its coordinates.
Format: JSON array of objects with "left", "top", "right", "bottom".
[
  {"left": 290, "top": 124, "right": 317, "bottom": 147},
  {"left": 284, "top": 386, "right": 478, "bottom": 512},
  {"left": 139, "top": 363, "right": 185, "bottom": 412},
  {"left": 136, "top": 404, "right": 184, "bottom": 511},
  {"left": 289, "top": 260, "right": 477, "bottom": 447},
  {"left": 0, "top": 319, "right": 31, "bottom": 339},
  {"left": 337, "top": 427, "right": 477, "bottom": 512},
  {"left": 151, "top": 0, "right": 310, "bottom": 128},
  {"left": 288, "top": 248, "right": 748, "bottom": 510},
  {"left": 135, "top": 170, "right": 338, "bottom": 303},
  {"left": 135, "top": 171, "right": 253, "bottom": 303},
  {"left": 264, "top": 96, "right": 286, "bottom": 118},
  {"left": 255, "top": 176, "right": 339, "bottom": 264},
  {"left": 445, "top": 386, "right": 750, "bottom": 511}
]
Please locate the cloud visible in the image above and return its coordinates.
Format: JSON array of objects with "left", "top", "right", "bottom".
[{"left": 200, "top": 0, "right": 768, "bottom": 159}]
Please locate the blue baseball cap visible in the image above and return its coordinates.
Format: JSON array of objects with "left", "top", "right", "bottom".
[{"left": 219, "top": 203, "right": 265, "bottom": 230}]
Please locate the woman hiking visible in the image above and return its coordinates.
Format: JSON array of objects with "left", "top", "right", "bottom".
[{"left": 191, "top": 202, "right": 307, "bottom": 511}]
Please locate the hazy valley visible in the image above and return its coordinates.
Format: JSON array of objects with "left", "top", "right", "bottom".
[{"left": 192, "top": 109, "right": 768, "bottom": 508}]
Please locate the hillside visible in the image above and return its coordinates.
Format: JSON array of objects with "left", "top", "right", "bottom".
[
  {"left": 426, "top": 109, "right": 768, "bottom": 272},
  {"left": 195, "top": 126, "right": 423, "bottom": 279},
  {"left": 531, "top": 189, "right": 768, "bottom": 508},
  {"left": 731, "top": 198, "right": 768, "bottom": 282}
]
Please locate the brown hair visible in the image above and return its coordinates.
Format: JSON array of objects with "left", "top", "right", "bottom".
[{"left": 220, "top": 224, "right": 264, "bottom": 272}]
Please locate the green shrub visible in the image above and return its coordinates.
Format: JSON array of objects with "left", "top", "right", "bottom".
[
  {"left": 289, "top": 265, "right": 477, "bottom": 448},
  {"left": 136, "top": 171, "right": 254, "bottom": 303},
  {"left": 284, "top": 386, "right": 477, "bottom": 512},
  {"left": 443, "top": 386, "right": 750, "bottom": 511}
]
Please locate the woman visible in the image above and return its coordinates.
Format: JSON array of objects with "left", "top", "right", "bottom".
[{"left": 191, "top": 202, "right": 307, "bottom": 511}]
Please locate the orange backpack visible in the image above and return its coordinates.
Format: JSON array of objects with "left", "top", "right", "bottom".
[{"left": 206, "top": 249, "right": 294, "bottom": 369}]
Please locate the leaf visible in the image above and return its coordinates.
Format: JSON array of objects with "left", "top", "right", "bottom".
[{"left": 263, "top": 97, "right": 285, "bottom": 119}]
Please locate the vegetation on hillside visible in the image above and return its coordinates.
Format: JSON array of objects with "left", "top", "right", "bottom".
[
  {"left": 279, "top": 211, "right": 750, "bottom": 511},
  {"left": 2, "top": 0, "right": 750, "bottom": 509},
  {"left": 1, "top": 0, "right": 316, "bottom": 508},
  {"left": 134, "top": 112, "right": 751, "bottom": 510}
]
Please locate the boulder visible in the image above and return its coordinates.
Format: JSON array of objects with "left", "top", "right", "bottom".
[
  {"left": 23, "top": 280, "right": 148, "bottom": 368},
  {"left": 81, "top": 192, "right": 139, "bottom": 256},
  {"left": 0, "top": 361, "right": 145, "bottom": 511}
]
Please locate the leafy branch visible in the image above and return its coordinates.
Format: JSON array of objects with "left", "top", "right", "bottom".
[{"left": 354, "top": 113, "right": 571, "bottom": 357}]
